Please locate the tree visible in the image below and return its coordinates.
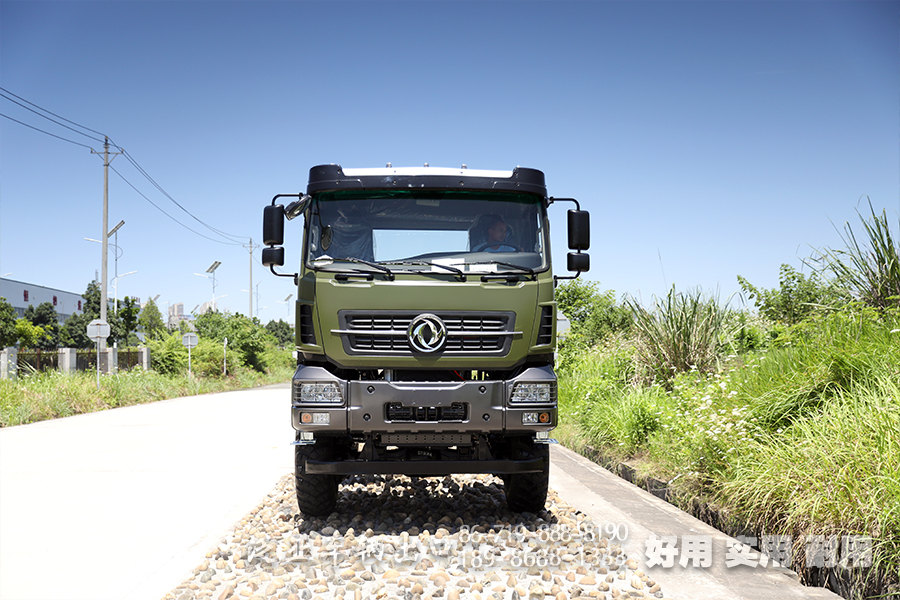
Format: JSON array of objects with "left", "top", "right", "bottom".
[
  {"left": 138, "top": 298, "right": 167, "bottom": 341},
  {"left": 265, "top": 319, "right": 293, "bottom": 348},
  {"left": 60, "top": 313, "right": 90, "bottom": 349},
  {"left": 113, "top": 297, "right": 140, "bottom": 346},
  {"left": 15, "top": 319, "right": 45, "bottom": 348},
  {"left": 24, "top": 302, "right": 60, "bottom": 350},
  {"left": 555, "top": 279, "right": 599, "bottom": 324},
  {"left": 59, "top": 281, "right": 116, "bottom": 349},
  {"left": 0, "top": 297, "right": 17, "bottom": 347},
  {"left": 556, "top": 279, "right": 631, "bottom": 346}
]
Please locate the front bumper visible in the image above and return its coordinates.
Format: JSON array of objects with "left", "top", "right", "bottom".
[{"left": 290, "top": 365, "right": 557, "bottom": 435}]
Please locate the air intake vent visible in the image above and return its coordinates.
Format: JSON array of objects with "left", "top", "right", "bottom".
[
  {"left": 299, "top": 304, "right": 316, "bottom": 345},
  {"left": 536, "top": 306, "right": 553, "bottom": 346}
]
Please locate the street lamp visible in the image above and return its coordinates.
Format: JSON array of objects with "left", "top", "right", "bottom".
[
  {"left": 241, "top": 282, "right": 262, "bottom": 318},
  {"left": 278, "top": 293, "right": 294, "bottom": 324},
  {"left": 86, "top": 220, "right": 126, "bottom": 312},
  {"left": 111, "top": 270, "right": 137, "bottom": 313},
  {"left": 194, "top": 261, "right": 222, "bottom": 312}
]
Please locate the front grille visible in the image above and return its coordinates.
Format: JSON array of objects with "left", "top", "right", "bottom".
[
  {"left": 385, "top": 402, "right": 469, "bottom": 422},
  {"left": 335, "top": 311, "right": 517, "bottom": 356}
]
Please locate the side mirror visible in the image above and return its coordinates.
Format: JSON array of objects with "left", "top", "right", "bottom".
[
  {"left": 567, "top": 252, "right": 590, "bottom": 273},
  {"left": 567, "top": 209, "right": 590, "bottom": 251},
  {"left": 263, "top": 205, "right": 285, "bottom": 246},
  {"left": 262, "top": 247, "right": 285, "bottom": 268}
]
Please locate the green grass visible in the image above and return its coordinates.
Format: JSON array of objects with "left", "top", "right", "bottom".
[
  {"left": 0, "top": 365, "right": 294, "bottom": 427},
  {"left": 558, "top": 306, "right": 900, "bottom": 597}
]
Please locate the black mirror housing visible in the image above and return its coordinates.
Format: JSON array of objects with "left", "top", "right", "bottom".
[
  {"left": 567, "top": 210, "right": 590, "bottom": 251},
  {"left": 262, "top": 246, "right": 285, "bottom": 268},
  {"left": 567, "top": 252, "right": 590, "bottom": 273},
  {"left": 263, "top": 205, "right": 285, "bottom": 247}
]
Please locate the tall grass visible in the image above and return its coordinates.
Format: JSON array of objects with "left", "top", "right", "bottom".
[
  {"left": 628, "top": 286, "right": 731, "bottom": 386},
  {"left": 815, "top": 200, "right": 900, "bottom": 310},
  {"left": 0, "top": 365, "right": 294, "bottom": 427},
  {"left": 559, "top": 304, "right": 900, "bottom": 596},
  {"left": 721, "top": 377, "right": 900, "bottom": 596}
]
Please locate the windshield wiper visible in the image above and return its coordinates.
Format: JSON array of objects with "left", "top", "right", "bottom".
[
  {"left": 313, "top": 257, "right": 395, "bottom": 280},
  {"left": 464, "top": 260, "right": 535, "bottom": 277},
  {"left": 381, "top": 260, "right": 467, "bottom": 282}
]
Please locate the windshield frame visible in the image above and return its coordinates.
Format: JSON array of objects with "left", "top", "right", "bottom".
[{"left": 302, "top": 189, "right": 551, "bottom": 277}]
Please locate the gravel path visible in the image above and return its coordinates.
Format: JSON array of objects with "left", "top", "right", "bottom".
[{"left": 164, "top": 474, "right": 670, "bottom": 600}]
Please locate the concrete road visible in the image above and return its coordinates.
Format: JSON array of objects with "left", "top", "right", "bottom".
[
  {"left": 1, "top": 386, "right": 841, "bottom": 600},
  {"left": 0, "top": 384, "right": 294, "bottom": 600}
]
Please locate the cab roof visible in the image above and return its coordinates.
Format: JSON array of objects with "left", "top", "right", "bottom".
[{"left": 306, "top": 164, "right": 547, "bottom": 197}]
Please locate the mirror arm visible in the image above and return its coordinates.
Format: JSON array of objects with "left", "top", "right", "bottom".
[
  {"left": 554, "top": 272, "right": 582, "bottom": 287},
  {"left": 269, "top": 265, "right": 299, "bottom": 286},
  {"left": 547, "top": 196, "right": 582, "bottom": 211},
  {"left": 271, "top": 193, "right": 302, "bottom": 206}
]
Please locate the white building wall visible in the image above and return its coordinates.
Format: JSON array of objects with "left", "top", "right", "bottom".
[{"left": 0, "top": 278, "right": 85, "bottom": 323}]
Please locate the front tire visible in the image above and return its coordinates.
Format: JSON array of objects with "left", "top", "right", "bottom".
[
  {"left": 294, "top": 437, "right": 338, "bottom": 517},
  {"left": 504, "top": 442, "right": 549, "bottom": 513}
]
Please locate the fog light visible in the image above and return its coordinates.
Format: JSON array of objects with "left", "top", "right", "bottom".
[{"left": 522, "top": 412, "right": 539, "bottom": 424}]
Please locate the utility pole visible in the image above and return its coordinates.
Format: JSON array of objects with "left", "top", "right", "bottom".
[
  {"left": 91, "top": 137, "right": 122, "bottom": 350},
  {"left": 244, "top": 238, "right": 258, "bottom": 318}
]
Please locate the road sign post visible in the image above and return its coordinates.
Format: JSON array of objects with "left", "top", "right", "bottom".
[
  {"left": 182, "top": 333, "right": 199, "bottom": 376},
  {"left": 86, "top": 319, "right": 110, "bottom": 390}
]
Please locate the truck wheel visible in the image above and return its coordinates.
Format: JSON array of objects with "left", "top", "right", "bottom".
[
  {"left": 504, "top": 443, "right": 549, "bottom": 513},
  {"left": 295, "top": 439, "right": 338, "bottom": 517}
]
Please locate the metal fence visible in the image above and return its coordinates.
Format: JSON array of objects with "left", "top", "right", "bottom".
[
  {"left": 118, "top": 349, "right": 141, "bottom": 371},
  {"left": 2, "top": 347, "right": 149, "bottom": 379},
  {"left": 16, "top": 350, "right": 60, "bottom": 374},
  {"left": 75, "top": 350, "right": 99, "bottom": 371}
]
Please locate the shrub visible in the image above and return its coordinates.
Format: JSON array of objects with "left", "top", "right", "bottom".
[
  {"left": 147, "top": 332, "right": 188, "bottom": 375},
  {"left": 194, "top": 311, "right": 275, "bottom": 372},
  {"left": 738, "top": 264, "right": 848, "bottom": 326}
]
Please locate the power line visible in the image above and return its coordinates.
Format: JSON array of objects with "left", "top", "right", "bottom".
[
  {"left": 109, "top": 164, "right": 243, "bottom": 246},
  {"left": 117, "top": 148, "right": 247, "bottom": 243},
  {"left": 0, "top": 87, "right": 107, "bottom": 145},
  {"left": 0, "top": 112, "right": 95, "bottom": 149},
  {"left": 1, "top": 87, "right": 249, "bottom": 246}
]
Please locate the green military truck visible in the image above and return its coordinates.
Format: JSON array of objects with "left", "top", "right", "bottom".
[{"left": 262, "top": 164, "right": 589, "bottom": 516}]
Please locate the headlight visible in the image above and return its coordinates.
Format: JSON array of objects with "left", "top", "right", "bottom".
[
  {"left": 294, "top": 382, "right": 343, "bottom": 404},
  {"left": 509, "top": 382, "right": 554, "bottom": 404}
]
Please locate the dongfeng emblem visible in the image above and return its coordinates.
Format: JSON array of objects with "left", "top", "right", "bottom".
[{"left": 408, "top": 314, "right": 447, "bottom": 353}]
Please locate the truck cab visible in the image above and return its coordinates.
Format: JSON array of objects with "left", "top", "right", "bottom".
[{"left": 263, "top": 164, "right": 589, "bottom": 516}]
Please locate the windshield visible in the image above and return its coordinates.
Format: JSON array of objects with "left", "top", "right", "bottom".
[{"left": 305, "top": 190, "right": 548, "bottom": 274}]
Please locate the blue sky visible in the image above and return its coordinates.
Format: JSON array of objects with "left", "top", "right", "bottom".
[{"left": 1, "top": 1, "right": 897, "bottom": 325}]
